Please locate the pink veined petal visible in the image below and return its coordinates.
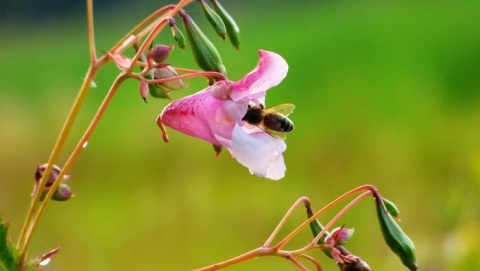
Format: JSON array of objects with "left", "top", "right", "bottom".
[
  {"left": 230, "top": 50, "right": 289, "bottom": 103},
  {"left": 231, "top": 124, "right": 287, "bottom": 180},
  {"left": 161, "top": 88, "right": 234, "bottom": 146}
]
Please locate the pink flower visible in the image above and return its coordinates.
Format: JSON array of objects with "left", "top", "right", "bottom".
[{"left": 158, "top": 50, "right": 290, "bottom": 180}]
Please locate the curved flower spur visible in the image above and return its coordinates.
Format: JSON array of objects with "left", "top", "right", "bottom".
[{"left": 157, "top": 50, "right": 294, "bottom": 180}]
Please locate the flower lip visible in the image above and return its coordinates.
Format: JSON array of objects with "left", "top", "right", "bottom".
[{"left": 159, "top": 50, "right": 290, "bottom": 180}]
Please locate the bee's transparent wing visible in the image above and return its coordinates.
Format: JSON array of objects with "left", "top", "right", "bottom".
[{"left": 268, "top": 103, "right": 295, "bottom": 116}]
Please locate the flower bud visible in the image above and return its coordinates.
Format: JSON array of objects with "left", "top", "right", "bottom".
[
  {"left": 181, "top": 12, "right": 226, "bottom": 74},
  {"left": 139, "top": 79, "right": 149, "bottom": 102},
  {"left": 337, "top": 256, "right": 371, "bottom": 271},
  {"left": 168, "top": 18, "right": 186, "bottom": 51},
  {"left": 211, "top": 0, "right": 240, "bottom": 50},
  {"left": 153, "top": 66, "right": 188, "bottom": 91},
  {"left": 382, "top": 197, "right": 400, "bottom": 218},
  {"left": 36, "top": 247, "right": 61, "bottom": 267},
  {"left": 147, "top": 44, "right": 174, "bottom": 64},
  {"left": 199, "top": 0, "right": 227, "bottom": 39},
  {"left": 35, "top": 164, "right": 67, "bottom": 188},
  {"left": 326, "top": 226, "right": 354, "bottom": 246},
  {"left": 148, "top": 83, "right": 170, "bottom": 100},
  {"left": 52, "top": 183, "right": 74, "bottom": 201},
  {"left": 375, "top": 196, "right": 417, "bottom": 271}
]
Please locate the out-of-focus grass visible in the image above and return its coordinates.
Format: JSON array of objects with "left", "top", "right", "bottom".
[{"left": 1, "top": 1, "right": 480, "bottom": 270}]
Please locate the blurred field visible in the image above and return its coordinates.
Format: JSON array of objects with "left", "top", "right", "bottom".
[{"left": 1, "top": 0, "right": 480, "bottom": 270}]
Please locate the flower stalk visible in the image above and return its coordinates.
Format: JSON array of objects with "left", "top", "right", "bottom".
[
  {"left": 15, "top": 0, "right": 195, "bottom": 269},
  {"left": 196, "top": 185, "right": 415, "bottom": 271}
]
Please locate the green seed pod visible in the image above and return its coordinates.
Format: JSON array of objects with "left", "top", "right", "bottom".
[
  {"left": 375, "top": 196, "right": 417, "bottom": 271},
  {"left": 181, "top": 12, "right": 226, "bottom": 74},
  {"left": 199, "top": 0, "right": 226, "bottom": 39},
  {"left": 306, "top": 205, "right": 333, "bottom": 258},
  {"left": 211, "top": 0, "right": 240, "bottom": 50}
]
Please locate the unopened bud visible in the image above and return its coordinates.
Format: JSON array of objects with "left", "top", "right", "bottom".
[
  {"left": 211, "top": 0, "right": 240, "bottom": 50},
  {"left": 326, "top": 226, "right": 354, "bottom": 246},
  {"left": 149, "top": 83, "right": 170, "bottom": 100},
  {"left": 147, "top": 44, "right": 174, "bottom": 64},
  {"left": 168, "top": 18, "right": 186, "bottom": 51},
  {"left": 181, "top": 12, "right": 226, "bottom": 74},
  {"left": 199, "top": 0, "right": 226, "bottom": 39},
  {"left": 139, "top": 79, "right": 149, "bottom": 102},
  {"left": 35, "top": 164, "right": 67, "bottom": 188},
  {"left": 337, "top": 256, "right": 371, "bottom": 271},
  {"left": 52, "top": 183, "right": 74, "bottom": 201},
  {"left": 375, "top": 196, "right": 417, "bottom": 271},
  {"left": 153, "top": 66, "right": 188, "bottom": 91},
  {"left": 382, "top": 197, "right": 401, "bottom": 218}
]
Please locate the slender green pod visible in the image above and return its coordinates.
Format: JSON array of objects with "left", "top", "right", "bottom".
[
  {"left": 211, "top": 0, "right": 240, "bottom": 50},
  {"left": 181, "top": 12, "right": 226, "bottom": 74},
  {"left": 199, "top": 0, "right": 227, "bottom": 39}
]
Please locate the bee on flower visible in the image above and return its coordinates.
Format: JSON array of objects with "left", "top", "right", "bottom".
[{"left": 157, "top": 50, "right": 294, "bottom": 180}]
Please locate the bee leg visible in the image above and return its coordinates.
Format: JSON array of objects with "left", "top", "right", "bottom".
[{"left": 156, "top": 116, "right": 170, "bottom": 142}]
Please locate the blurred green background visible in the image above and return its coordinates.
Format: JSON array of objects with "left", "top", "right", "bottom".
[{"left": 1, "top": 0, "right": 480, "bottom": 270}]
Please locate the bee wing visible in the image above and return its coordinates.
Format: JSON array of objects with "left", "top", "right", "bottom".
[
  {"left": 267, "top": 103, "right": 295, "bottom": 116},
  {"left": 256, "top": 123, "right": 288, "bottom": 140}
]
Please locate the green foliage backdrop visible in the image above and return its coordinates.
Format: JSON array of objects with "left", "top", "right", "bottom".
[{"left": 1, "top": 1, "right": 479, "bottom": 270}]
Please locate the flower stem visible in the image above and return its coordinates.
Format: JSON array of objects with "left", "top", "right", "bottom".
[
  {"left": 274, "top": 185, "right": 378, "bottom": 250},
  {"left": 195, "top": 247, "right": 274, "bottom": 271},
  {"left": 263, "top": 197, "right": 311, "bottom": 247},
  {"left": 15, "top": 0, "right": 194, "bottom": 268},
  {"left": 19, "top": 74, "right": 127, "bottom": 267},
  {"left": 87, "top": 0, "right": 97, "bottom": 62},
  {"left": 16, "top": 64, "right": 100, "bottom": 268}
]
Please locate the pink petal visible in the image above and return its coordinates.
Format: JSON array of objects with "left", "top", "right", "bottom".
[
  {"left": 231, "top": 124, "right": 286, "bottom": 180},
  {"left": 160, "top": 85, "right": 236, "bottom": 146},
  {"left": 107, "top": 52, "right": 132, "bottom": 70},
  {"left": 230, "top": 50, "right": 289, "bottom": 103}
]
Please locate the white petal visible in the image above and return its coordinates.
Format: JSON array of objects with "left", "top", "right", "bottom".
[{"left": 231, "top": 124, "right": 286, "bottom": 180}]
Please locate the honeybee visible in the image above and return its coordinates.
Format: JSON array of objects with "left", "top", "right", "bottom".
[{"left": 241, "top": 103, "right": 295, "bottom": 140}]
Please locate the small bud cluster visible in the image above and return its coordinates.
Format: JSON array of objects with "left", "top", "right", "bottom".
[
  {"left": 34, "top": 164, "right": 73, "bottom": 202},
  {"left": 104, "top": 1, "right": 242, "bottom": 102}
]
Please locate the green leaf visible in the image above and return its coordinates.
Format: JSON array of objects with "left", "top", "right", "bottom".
[{"left": 0, "top": 218, "right": 17, "bottom": 271}]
